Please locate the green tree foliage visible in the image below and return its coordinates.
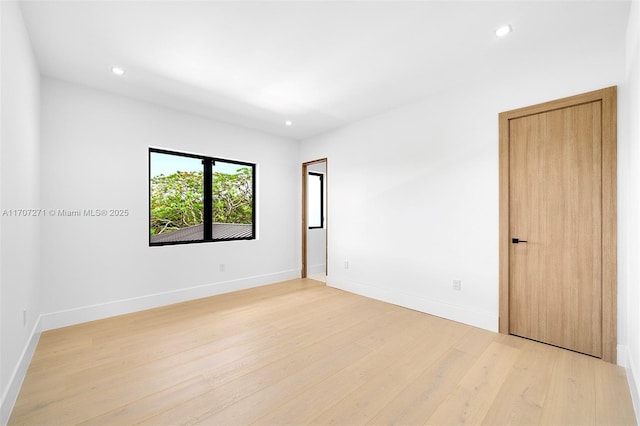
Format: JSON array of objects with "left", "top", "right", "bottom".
[
  {"left": 150, "top": 168, "right": 252, "bottom": 236},
  {"left": 150, "top": 171, "right": 203, "bottom": 235},
  {"left": 213, "top": 167, "right": 253, "bottom": 225}
]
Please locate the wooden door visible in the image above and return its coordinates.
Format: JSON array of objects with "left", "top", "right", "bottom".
[{"left": 499, "top": 87, "right": 617, "bottom": 362}]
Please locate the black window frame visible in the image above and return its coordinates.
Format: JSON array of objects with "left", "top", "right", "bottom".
[
  {"left": 307, "top": 171, "right": 324, "bottom": 229},
  {"left": 149, "top": 147, "right": 256, "bottom": 246}
]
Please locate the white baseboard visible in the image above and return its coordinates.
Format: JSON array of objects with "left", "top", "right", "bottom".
[
  {"left": 1, "top": 317, "right": 42, "bottom": 426},
  {"left": 40, "top": 269, "right": 300, "bottom": 331},
  {"left": 326, "top": 277, "right": 497, "bottom": 332},
  {"left": 626, "top": 345, "right": 640, "bottom": 422}
]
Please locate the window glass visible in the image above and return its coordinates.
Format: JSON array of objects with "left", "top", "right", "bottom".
[
  {"left": 308, "top": 172, "right": 323, "bottom": 229},
  {"left": 150, "top": 152, "right": 203, "bottom": 243},
  {"left": 212, "top": 160, "right": 254, "bottom": 240},
  {"left": 149, "top": 149, "right": 255, "bottom": 245}
]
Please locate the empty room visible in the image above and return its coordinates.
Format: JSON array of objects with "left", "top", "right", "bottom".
[{"left": 2, "top": 0, "right": 640, "bottom": 424}]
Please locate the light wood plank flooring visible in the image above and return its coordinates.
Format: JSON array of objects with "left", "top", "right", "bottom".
[{"left": 9, "top": 279, "right": 637, "bottom": 425}]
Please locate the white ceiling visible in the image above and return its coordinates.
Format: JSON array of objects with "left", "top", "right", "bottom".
[{"left": 20, "top": 0, "right": 630, "bottom": 140}]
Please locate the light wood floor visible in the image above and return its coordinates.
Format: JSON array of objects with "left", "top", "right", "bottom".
[{"left": 10, "top": 279, "right": 637, "bottom": 425}]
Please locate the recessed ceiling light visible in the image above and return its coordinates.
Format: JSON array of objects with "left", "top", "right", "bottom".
[
  {"left": 495, "top": 24, "right": 513, "bottom": 38},
  {"left": 285, "top": 120, "right": 293, "bottom": 126},
  {"left": 111, "top": 66, "right": 125, "bottom": 76}
]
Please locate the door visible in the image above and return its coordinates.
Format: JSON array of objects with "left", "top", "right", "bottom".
[{"left": 499, "top": 87, "right": 617, "bottom": 362}]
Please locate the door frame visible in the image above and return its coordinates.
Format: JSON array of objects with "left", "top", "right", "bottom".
[
  {"left": 498, "top": 87, "right": 617, "bottom": 362},
  {"left": 302, "top": 158, "right": 328, "bottom": 279}
]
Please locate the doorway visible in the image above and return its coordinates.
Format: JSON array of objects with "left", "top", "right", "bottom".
[
  {"left": 302, "top": 159, "right": 327, "bottom": 281},
  {"left": 499, "top": 87, "right": 617, "bottom": 362}
]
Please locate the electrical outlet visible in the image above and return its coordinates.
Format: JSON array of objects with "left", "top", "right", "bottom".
[
  {"left": 219, "top": 264, "right": 225, "bottom": 272},
  {"left": 344, "top": 260, "right": 349, "bottom": 269},
  {"left": 452, "top": 280, "right": 462, "bottom": 291}
]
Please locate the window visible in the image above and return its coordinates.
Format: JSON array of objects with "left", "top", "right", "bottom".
[
  {"left": 307, "top": 172, "right": 324, "bottom": 229},
  {"left": 149, "top": 148, "right": 255, "bottom": 245}
]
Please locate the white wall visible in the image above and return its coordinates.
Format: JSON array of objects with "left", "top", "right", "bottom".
[
  {"left": 300, "top": 38, "right": 627, "bottom": 334},
  {"left": 624, "top": 0, "right": 640, "bottom": 415},
  {"left": 39, "top": 78, "right": 300, "bottom": 329},
  {"left": 307, "top": 162, "right": 326, "bottom": 275},
  {"left": 0, "top": 1, "right": 42, "bottom": 422},
  {"left": 307, "top": 230, "right": 326, "bottom": 275}
]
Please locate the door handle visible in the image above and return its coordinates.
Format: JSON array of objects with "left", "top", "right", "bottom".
[{"left": 512, "top": 238, "right": 528, "bottom": 244}]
